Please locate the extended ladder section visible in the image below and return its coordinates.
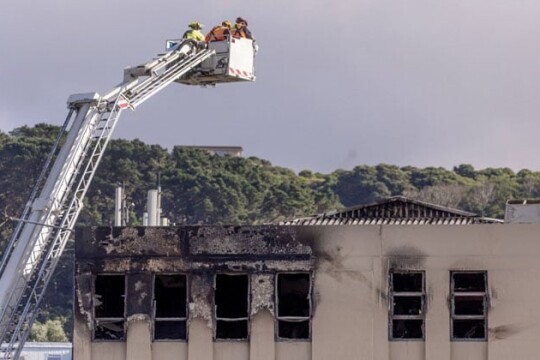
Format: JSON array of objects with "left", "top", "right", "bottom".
[
  {"left": 121, "top": 42, "right": 216, "bottom": 108},
  {"left": 0, "top": 40, "right": 221, "bottom": 359}
]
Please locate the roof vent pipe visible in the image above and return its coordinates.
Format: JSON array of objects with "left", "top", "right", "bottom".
[
  {"left": 114, "top": 186, "right": 124, "bottom": 226},
  {"left": 147, "top": 189, "right": 159, "bottom": 226}
]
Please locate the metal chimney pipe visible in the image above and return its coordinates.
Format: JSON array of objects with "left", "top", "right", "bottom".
[
  {"left": 114, "top": 186, "right": 123, "bottom": 226},
  {"left": 147, "top": 189, "right": 159, "bottom": 226}
]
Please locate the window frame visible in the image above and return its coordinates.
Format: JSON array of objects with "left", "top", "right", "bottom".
[
  {"left": 213, "top": 273, "right": 250, "bottom": 341},
  {"left": 389, "top": 270, "right": 426, "bottom": 341},
  {"left": 275, "top": 272, "right": 313, "bottom": 341},
  {"left": 153, "top": 273, "right": 189, "bottom": 342},
  {"left": 450, "top": 271, "right": 488, "bottom": 341},
  {"left": 93, "top": 273, "right": 126, "bottom": 341}
]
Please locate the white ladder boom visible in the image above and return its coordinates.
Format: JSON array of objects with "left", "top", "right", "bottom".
[{"left": 0, "top": 40, "right": 220, "bottom": 359}]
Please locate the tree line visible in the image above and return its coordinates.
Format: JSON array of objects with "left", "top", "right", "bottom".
[{"left": 1, "top": 123, "right": 540, "bottom": 340}]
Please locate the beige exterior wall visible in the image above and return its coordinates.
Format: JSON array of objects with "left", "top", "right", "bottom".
[
  {"left": 74, "top": 223, "right": 540, "bottom": 360},
  {"left": 151, "top": 342, "right": 187, "bottom": 360}
]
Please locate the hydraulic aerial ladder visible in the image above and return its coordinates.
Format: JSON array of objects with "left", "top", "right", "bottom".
[{"left": 0, "top": 36, "right": 256, "bottom": 359}]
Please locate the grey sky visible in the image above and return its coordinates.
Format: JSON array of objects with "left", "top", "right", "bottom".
[{"left": 1, "top": 0, "right": 540, "bottom": 173}]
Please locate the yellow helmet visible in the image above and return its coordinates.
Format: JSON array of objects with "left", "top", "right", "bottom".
[
  {"left": 222, "top": 20, "right": 232, "bottom": 29},
  {"left": 188, "top": 21, "right": 203, "bottom": 29}
]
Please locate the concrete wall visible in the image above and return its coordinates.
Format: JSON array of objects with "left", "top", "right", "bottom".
[
  {"left": 303, "top": 224, "right": 540, "bottom": 360},
  {"left": 73, "top": 224, "right": 540, "bottom": 360}
]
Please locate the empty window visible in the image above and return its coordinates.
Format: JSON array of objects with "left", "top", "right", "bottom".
[
  {"left": 154, "top": 274, "right": 188, "bottom": 340},
  {"left": 214, "top": 274, "right": 249, "bottom": 340},
  {"left": 451, "top": 271, "right": 487, "bottom": 340},
  {"left": 276, "top": 273, "right": 311, "bottom": 340},
  {"left": 389, "top": 271, "right": 425, "bottom": 340},
  {"left": 94, "top": 274, "right": 125, "bottom": 340}
]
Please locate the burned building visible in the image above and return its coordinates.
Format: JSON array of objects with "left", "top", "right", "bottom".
[{"left": 74, "top": 197, "right": 540, "bottom": 360}]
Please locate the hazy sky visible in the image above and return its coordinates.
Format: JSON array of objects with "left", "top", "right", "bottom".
[{"left": 1, "top": 0, "right": 540, "bottom": 173}]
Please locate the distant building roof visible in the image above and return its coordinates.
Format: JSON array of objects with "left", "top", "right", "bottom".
[{"left": 282, "top": 196, "right": 503, "bottom": 225}]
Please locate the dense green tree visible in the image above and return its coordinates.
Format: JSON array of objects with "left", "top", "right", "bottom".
[
  {"left": 375, "top": 164, "right": 412, "bottom": 195},
  {"left": 333, "top": 165, "right": 391, "bottom": 206},
  {"left": 299, "top": 171, "right": 342, "bottom": 213},
  {"left": 453, "top": 164, "right": 476, "bottom": 179},
  {"left": 30, "top": 318, "right": 69, "bottom": 342},
  {"left": 404, "top": 184, "right": 468, "bottom": 209},
  {"left": 461, "top": 175, "right": 518, "bottom": 218},
  {"left": 0, "top": 124, "right": 57, "bottom": 249},
  {"left": 516, "top": 170, "right": 540, "bottom": 199},
  {"left": 162, "top": 148, "right": 325, "bottom": 224},
  {"left": 403, "top": 166, "right": 467, "bottom": 188},
  {"left": 478, "top": 167, "right": 515, "bottom": 178}
]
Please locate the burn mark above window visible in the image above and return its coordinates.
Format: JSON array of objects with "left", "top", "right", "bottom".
[
  {"left": 276, "top": 273, "right": 311, "bottom": 340},
  {"left": 214, "top": 274, "right": 249, "bottom": 340},
  {"left": 389, "top": 271, "right": 425, "bottom": 341},
  {"left": 94, "top": 274, "right": 125, "bottom": 340},
  {"left": 451, "top": 271, "right": 488, "bottom": 341},
  {"left": 154, "top": 274, "right": 187, "bottom": 341}
]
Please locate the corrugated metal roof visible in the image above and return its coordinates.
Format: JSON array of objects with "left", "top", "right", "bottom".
[{"left": 280, "top": 196, "right": 503, "bottom": 226}]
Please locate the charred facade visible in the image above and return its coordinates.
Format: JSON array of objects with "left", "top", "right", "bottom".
[{"left": 74, "top": 225, "right": 314, "bottom": 348}]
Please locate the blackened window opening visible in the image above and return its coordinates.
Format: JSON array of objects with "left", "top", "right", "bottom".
[
  {"left": 454, "top": 296, "right": 485, "bottom": 316},
  {"left": 453, "top": 319, "right": 486, "bottom": 339},
  {"left": 392, "top": 320, "right": 423, "bottom": 339},
  {"left": 451, "top": 271, "right": 487, "bottom": 341},
  {"left": 392, "top": 273, "right": 423, "bottom": 292},
  {"left": 393, "top": 296, "right": 422, "bottom": 315},
  {"left": 154, "top": 274, "right": 188, "bottom": 340},
  {"left": 214, "top": 274, "right": 249, "bottom": 340},
  {"left": 94, "top": 274, "right": 125, "bottom": 340},
  {"left": 95, "top": 275, "right": 124, "bottom": 318},
  {"left": 276, "top": 273, "right": 311, "bottom": 340},
  {"left": 389, "top": 271, "right": 425, "bottom": 340},
  {"left": 453, "top": 273, "right": 486, "bottom": 292}
]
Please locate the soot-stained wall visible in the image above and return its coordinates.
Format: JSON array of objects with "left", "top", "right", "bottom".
[{"left": 74, "top": 225, "right": 314, "bottom": 337}]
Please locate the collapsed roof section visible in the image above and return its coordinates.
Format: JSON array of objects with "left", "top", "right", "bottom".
[{"left": 282, "top": 196, "right": 503, "bottom": 226}]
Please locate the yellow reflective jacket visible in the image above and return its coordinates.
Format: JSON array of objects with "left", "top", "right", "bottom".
[{"left": 183, "top": 29, "right": 205, "bottom": 42}]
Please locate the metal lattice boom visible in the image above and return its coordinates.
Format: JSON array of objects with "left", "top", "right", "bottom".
[{"left": 0, "top": 40, "right": 217, "bottom": 359}]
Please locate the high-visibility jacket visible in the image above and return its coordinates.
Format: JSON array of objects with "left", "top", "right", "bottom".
[
  {"left": 205, "top": 26, "right": 230, "bottom": 42},
  {"left": 183, "top": 29, "right": 205, "bottom": 42}
]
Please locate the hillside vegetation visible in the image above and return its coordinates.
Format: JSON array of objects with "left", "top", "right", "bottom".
[{"left": 1, "top": 123, "right": 540, "bottom": 340}]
